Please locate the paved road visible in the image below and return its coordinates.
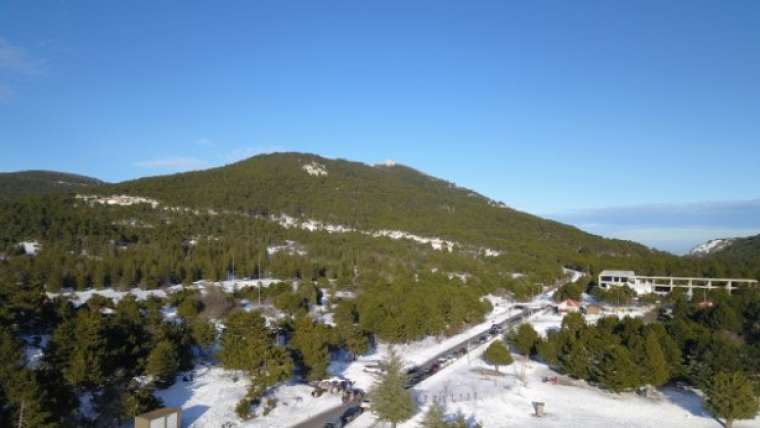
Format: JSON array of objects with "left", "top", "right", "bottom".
[{"left": 291, "top": 284, "right": 564, "bottom": 428}]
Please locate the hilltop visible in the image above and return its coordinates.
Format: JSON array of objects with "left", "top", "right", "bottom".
[{"left": 0, "top": 170, "right": 103, "bottom": 201}]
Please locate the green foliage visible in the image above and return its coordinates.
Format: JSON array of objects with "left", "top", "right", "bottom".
[
  {"left": 218, "top": 311, "right": 271, "bottom": 373},
  {"left": 705, "top": 372, "right": 759, "bottom": 428},
  {"left": 509, "top": 323, "right": 540, "bottom": 356},
  {"left": 596, "top": 345, "right": 640, "bottom": 392},
  {"left": 644, "top": 330, "right": 670, "bottom": 386},
  {"left": 553, "top": 278, "right": 587, "bottom": 302},
  {"left": 190, "top": 319, "right": 217, "bottom": 350},
  {"left": 421, "top": 402, "right": 448, "bottom": 428},
  {"left": 120, "top": 384, "right": 163, "bottom": 420},
  {"left": 482, "top": 341, "right": 513, "bottom": 372},
  {"left": 235, "top": 397, "right": 254, "bottom": 421},
  {"left": 356, "top": 274, "right": 491, "bottom": 343},
  {"left": 290, "top": 315, "right": 335, "bottom": 381},
  {"left": 369, "top": 349, "right": 415, "bottom": 427},
  {"left": 146, "top": 340, "right": 180, "bottom": 387},
  {"left": 591, "top": 285, "right": 636, "bottom": 306},
  {"left": 218, "top": 311, "right": 292, "bottom": 389},
  {"left": 0, "top": 170, "right": 102, "bottom": 202}
]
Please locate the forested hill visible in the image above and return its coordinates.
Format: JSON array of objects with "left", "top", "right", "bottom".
[
  {"left": 0, "top": 170, "right": 103, "bottom": 201},
  {"left": 104, "top": 152, "right": 658, "bottom": 263},
  {"left": 690, "top": 234, "right": 760, "bottom": 278}
]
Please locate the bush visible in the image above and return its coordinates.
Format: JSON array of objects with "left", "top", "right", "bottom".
[{"left": 235, "top": 398, "right": 253, "bottom": 420}]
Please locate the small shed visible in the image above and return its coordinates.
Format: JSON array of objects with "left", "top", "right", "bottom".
[
  {"left": 134, "top": 407, "right": 181, "bottom": 428},
  {"left": 556, "top": 299, "right": 581, "bottom": 313}
]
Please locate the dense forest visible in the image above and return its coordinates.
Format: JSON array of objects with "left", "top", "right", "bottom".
[{"left": 0, "top": 170, "right": 102, "bottom": 202}]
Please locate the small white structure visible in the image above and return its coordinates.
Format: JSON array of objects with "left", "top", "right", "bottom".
[{"left": 598, "top": 270, "right": 758, "bottom": 296}]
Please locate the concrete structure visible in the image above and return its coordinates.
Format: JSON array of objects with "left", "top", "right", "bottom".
[
  {"left": 134, "top": 407, "right": 181, "bottom": 428},
  {"left": 598, "top": 270, "right": 758, "bottom": 297}
]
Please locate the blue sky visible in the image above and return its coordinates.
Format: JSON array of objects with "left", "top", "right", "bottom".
[{"left": 1, "top": 1, "right": 759, "bottom": 253}]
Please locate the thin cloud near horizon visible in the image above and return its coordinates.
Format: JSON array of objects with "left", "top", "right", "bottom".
[{"left": 547, "top": 199, "right": 760, "bottom": 254}]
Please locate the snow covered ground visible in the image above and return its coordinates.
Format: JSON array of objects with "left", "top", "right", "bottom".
[
  {"left": 349, "top": 299, "right": 758, "bottom": 428},
  {"left": 46, "top": 285, "right": 185, "bottom": 306},
  {"left": 332, "top": 295, "right": 522, "bottom": 391},
  {"left": 154, "top": 365, "right": 343, "bottom": 428}
]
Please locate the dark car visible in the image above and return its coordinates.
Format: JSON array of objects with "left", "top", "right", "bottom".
[{"left": 341, "top": 406, "right": 364, "bottom": 424}]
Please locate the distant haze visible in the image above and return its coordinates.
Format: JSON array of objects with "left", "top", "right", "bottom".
[{"left": 547, "top": 199, "right": 760, "bottom": 255}]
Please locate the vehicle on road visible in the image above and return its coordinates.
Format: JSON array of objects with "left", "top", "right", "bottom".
[
  {"left": 323, "top": 416, "right": 343, "bottom": 428},
  {"left": 341, "top": 406, "right": 364, "bottom": 424}
]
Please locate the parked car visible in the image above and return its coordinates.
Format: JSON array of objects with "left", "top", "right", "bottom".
[
  {"left": 341, "top": 406, "right": 364, "bottom": 424},
  {"left": 323, "top": 417, "right": 343, "bottom": 428}
]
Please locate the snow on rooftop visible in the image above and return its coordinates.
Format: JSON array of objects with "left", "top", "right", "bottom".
[{"left": 302, "top": 161, "right": 328, "bottom": 176}]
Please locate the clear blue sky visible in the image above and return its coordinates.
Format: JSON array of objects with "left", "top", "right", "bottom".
[{"left": 1, "top": 1, "right": 759, "bottom": 252}]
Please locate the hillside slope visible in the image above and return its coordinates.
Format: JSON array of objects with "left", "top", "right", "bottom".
[
  {"left": 104, "top": 153, "right": 659, "bottom": 263},
  {"left": 689, "top": 234, "right": 760, "bottom": 278},
  {"left": 0, "top": 170, "right": 103, "bottom": 201}
]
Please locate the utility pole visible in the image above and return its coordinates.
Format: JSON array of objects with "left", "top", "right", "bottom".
[
  {"left": 257, "top": 252, "right": 262, "bottom": 306},
  {"left": 17, "top": 400, "right": 24, "bottom": 428}
]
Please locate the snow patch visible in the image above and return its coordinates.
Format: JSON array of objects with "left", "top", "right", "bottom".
[
  {"left": 267, "top": 240, "right": 307, "bottom": 256},
  {"left": 19, "top": 240, "right": 41, "bottom": 255},
  {"left": 76, "top": 194, "right": 160, "bottom": 208},
  {"left": 46, "top": 285, "right": 184, "bottom": 307},
  {"left": 302, "top": 161, "right": 328, "bottom": 176},
  {"left": 689, "top": 238, "right": 734, "bottom": 256}
]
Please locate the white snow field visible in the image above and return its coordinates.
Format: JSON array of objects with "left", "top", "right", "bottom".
[
  {"left": 350, "top": 306, "right": 760, "bottom": 428},
  {"left": 154, "top": 365, "right": 343, "bottom": 428},
  {"left": 46, "top": 285, "right": 185, "bottom": 306}
]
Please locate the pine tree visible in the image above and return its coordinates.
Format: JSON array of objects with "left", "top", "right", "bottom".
[
  {"left": 145, "top": 340, "right": 179, "bottom": 387},
  {"left": 597, "top": 345, "right": 640, "bottom": 392},
  {"left": 510, "top": 323, "right": 540, "bottom": 356},
  {"left": 120, "top": 384, "right": 163, "bottom": 421},
  {"left": 644, "top": 330, "right": 669, "bottom": 386},
  {"left": 705, "top": 372, "right": 760, "bottom": 428},
  {"left": 369, "top": 348, "right": 415, "bottom": 428},
  {"left": 483, "top": 341, "right": 513, "bottom": 373},
  {"left": 421, "top": 402, "right": 448, "bottom": 428},
  {"left": 290, "top": 315, "right": 334, "bottom": 381}
]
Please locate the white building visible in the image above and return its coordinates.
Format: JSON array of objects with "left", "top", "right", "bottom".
[{"left": 598, "top": 270, "right": 758, "bottom": 296}]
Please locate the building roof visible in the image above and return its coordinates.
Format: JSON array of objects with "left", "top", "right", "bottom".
[
  {"left": 135, "top": 407, "right": 180, "bottom": 421},
  {"left": 557, "top": 299, "right": 581, "bottom": 307},
  {"left": 599, "top": 270, "right": 636, "bottom": 277}
]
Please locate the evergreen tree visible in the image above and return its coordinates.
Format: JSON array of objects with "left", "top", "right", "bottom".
[
  {"left": 597, "top": 345, "right": 640, "bottom": 392},
  {"left": 145, "top": 339, "right": 179, "bottom": 387},
  {"left": 369, "top": 349, "right": 415, "bottom": 428},
  {"left": 421, "top": 402, "right": 448, "bottom": 428},
  {"left": 482, "top": 341, "right": 513, "bottom": 373},
  {"left": 705, "top": 372, "right": 759, "bottom": 428},
  {"left": 644, "top": 330, "right": 670, "bottom": 386},
  {"left": 510, "top": 323, "right": 540, "bottom": 356},
  {"left": 120, "top": 384, "right": 163, "bottom": 421},
  {"left": 290, "top": 315, "right": 335, "bottom": 381}
]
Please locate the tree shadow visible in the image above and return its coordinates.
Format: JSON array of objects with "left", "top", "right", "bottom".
[
  {"left": 661, "top": 386, "right": 711, "bottom": 418},
  {"left": 182, "top": 404, "right": 210, "bottom": 427}
]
